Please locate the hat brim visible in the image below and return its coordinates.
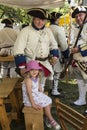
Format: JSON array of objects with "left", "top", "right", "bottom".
[
  {"left": 27, "top": 9, "right": 48, "bottom": 19},
  {"left": 56, "top": 13, "right": 62, "bottom": 18},
  {"left": 72, "top": 8, "right": 87, "bottom": 18},
  {"left": 48, "top": 12, "right": 63, "bottom": 20},
  {"left": 72, "top": 10, "right": 87, "bottom": 18},
  {"left": 24, "top": 67, "right": 43, "bottom": 73},
  {"left": 1, "top": 18, "right": 14, "bottom": 24}
]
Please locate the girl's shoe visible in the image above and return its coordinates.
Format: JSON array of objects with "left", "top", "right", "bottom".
[
  {"left": 50, "top": 120, "right": 61, "bottom": 130},
  {"left": 44, "top": 116, "right": 52, "bottom": 128}
]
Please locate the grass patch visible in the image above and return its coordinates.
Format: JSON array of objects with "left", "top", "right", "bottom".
[{"left": 45, "top": 78, "right": 87, "bottom": 130}]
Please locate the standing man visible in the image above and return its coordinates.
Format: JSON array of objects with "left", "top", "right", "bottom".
[
  {"left": 49, "top": 12, "right": 69, "bottom": 96},
  {"left": 0, "top": 18, "right": 19, "bottom": 77},
  {"left": 13, "top": 8, "right": 59, "bottom": 91},
  {"left": 70, "top": 6, "right": 87, "bottom": 106}
]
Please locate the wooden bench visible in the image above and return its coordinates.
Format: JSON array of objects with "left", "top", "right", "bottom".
[
  {"left": 22, "top": 92, "right": 48, "bottom": 130},
  {"left": 0, "top": 55, "right": 14, "bottom": 62},
  {"left": 14, "top": 78, "right": 23, "bottom": 110},
  {"left": 55, "top": 98, "right": 87, "bottom": 130},
  {"left": 3, "top": 78, "right": 23, "bottom": 119},
  {"left": 22, "top": 107, "right": 44, "bottom": 130},
  {"left": 0, "top": 78, "right": 19, "bottom": 130}
]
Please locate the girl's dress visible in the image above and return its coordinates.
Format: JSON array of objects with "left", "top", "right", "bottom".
[{"left": 22, "top": 78, "right": 52, "bottom": 107}]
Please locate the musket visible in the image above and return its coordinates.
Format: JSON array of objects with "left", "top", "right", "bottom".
[
  {"left": 60, "top": 12, "right": 87, "bottom": 79},
  {"left": 0, "top": 45, "right": 13, "bottom": 50}
]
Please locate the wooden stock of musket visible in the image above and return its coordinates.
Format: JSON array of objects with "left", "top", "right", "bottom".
[{"left": 60, "top": 12, "right": 87, "bottom": 79}]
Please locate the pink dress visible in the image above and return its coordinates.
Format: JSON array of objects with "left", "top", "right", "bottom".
[{"left": 22, "top": 78, "right": 52, "bottom": 107}]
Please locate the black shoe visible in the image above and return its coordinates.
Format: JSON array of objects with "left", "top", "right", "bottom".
[
  {"left": 51, "top": 93, "right": 65, "bottom": 98},
  {"left": 70, "top": 102, "right": 86, "bottom": 106},
  {"left": 70, "top": 102, "right": 78, "bottom": 106}
]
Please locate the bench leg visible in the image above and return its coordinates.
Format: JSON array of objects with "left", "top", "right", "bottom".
[
  {"left": 9, "top": 91, "right": 21, "bottom": 119},
  {"left": 0, "top": 99, "right": 10, "bottom": 130}
]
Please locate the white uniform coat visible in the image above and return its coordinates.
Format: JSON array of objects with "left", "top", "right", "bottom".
[
  {"left": 14, "top": 25, "right": 58, "bottom": 78},
  {"left": 0, "top": 27, "right": 19, "bottom": 77},
  {"left": 0, "top": 27, "right": 19, "bottom": 55},
  {"left": 70, "top": 23, "right": 87, "bottom": 47},
  {"left": 70, "top": 22, "right": 87, "bottom": 79},
  {"left": 49, "top": 25, "right": 68, "bottom": 72}
]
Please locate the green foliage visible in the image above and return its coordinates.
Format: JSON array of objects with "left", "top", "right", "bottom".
[
  {"left": 0, "top": 1, "right": 70, "bottom": 24},
  {"left": 48, "top": 1, "right": 70, "bottom": 16},
  {"left": 0, "top": 5, "right": 31, "bottom": 24}
]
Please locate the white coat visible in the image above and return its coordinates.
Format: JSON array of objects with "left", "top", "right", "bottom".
[
  {"left": 70, "top": 22, "right": 87, "bottom": 79},
  {"left": 49, "top": 25, "right": 68, "bottom": 72},
  {"left": 14, "top": 25, "right": 58, "bottom": 79}
]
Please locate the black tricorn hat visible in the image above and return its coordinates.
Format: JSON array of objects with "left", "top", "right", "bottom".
[
  {"left": 49, "top": 12, "right": 62, "bottom": 20},
  {"left": 27, "top": 8, "right": 48, "bottom": 19},
  {"left": 72, "top": 6, "right": 87, "bottom": 18},
  {"left": 1, "top": 18, "right": 14, "bottom": 24}
]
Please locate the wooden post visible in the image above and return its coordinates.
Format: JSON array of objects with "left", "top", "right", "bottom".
[
  {"left": 0, "top": 99, "right": 10, "bottom": 130},
  {"left": 66, "top": 7, "right": 73, "bottom": 83}
]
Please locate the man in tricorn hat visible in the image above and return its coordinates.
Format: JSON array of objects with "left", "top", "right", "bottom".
[
  {"left": 14, "top": 8, "right": 59, "bottom": 92},
  {"left": 13, "top": 8, "right": 60, "bottom": 129},
  {"left": 49, "top": 12, "right": 69, "bottom": 96},
  {"left": 1, "top": 18, "right": 14, "bottom": 28},
  {"left": 0, "top": 18, "right": 19, "bottom": 77},
  {"left": 70, "top": 6, "right": 87, "bottom": 106}
]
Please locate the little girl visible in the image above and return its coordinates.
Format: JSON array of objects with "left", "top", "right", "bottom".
[{"left": 22, "top": 60, "right": 60, "bottom": 130}]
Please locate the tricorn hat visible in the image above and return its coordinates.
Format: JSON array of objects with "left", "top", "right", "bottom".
[
  {"left": 49, "top": 12, "right": 62, "bottom": 20},
  {"left": 1, "top": 18, "right": 14, "bottom": 24},
  {"left": 72, "top": 6, "right": 87, "bottom": 18},
  {"left": 27, "top": 8, "right": 48, "bottom": 19}
]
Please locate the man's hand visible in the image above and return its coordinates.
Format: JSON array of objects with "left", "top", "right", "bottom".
[
  {"left": 71, "top": 47, "right": 79, "bottom": 54},
  {"left": 50, "top": 56, "right": 58, "bottom": 65},
  {"left": 20, "top": 68, "right": 26, "bottom": 77}
]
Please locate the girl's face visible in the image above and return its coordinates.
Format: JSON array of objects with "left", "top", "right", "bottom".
[
  {"left": 75, "top": 13, "right": 86, "bottom": 26},
  {"left": 29, "top": 69, "right": 39, "bottom": 78},
  {"left": 33, "top": 17, "right": 46, "bottom": 29}
]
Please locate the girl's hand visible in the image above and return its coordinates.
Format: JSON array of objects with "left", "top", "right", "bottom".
[
  {"left": 32, "top": 103, "right": 42, "bottom": 110},
  {"left": 38, "top": 85, "right": 43, "bottom": 92}
]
